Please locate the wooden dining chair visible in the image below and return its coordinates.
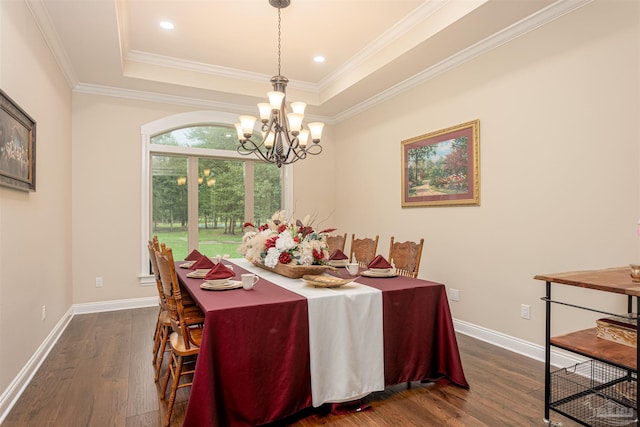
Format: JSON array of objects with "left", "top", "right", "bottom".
[
  {"left": 148, "top": 237, "right": 172, "bottom": 382},
  {"left": 155, "top": 245, "right": 204, "bottom": 427},
  {"left": 388, "top": 236, "right": 424, "bottom": 278},
  {"left": 148, "top": 238, "right": 203, "bottom": 382},
  {"left": 326, "top": 233, "right": 347, "bottom": 254},
  {"left": 349, "top": 234, "right": 379, "bottom": 266}
]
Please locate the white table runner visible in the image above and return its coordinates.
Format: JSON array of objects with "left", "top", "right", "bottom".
[{"left": 232, "top": 259, "right": 385, "bottom": 406}]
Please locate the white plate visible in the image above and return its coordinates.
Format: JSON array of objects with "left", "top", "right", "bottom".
[
  {"left": 328, "top": 259, "right": 348, "bottom": 267},
  {"left": 369, "top": 267, "right": 391, "bottom": 274},
  {"left": 205, "top": 278, "right": 235, "bottom": 285},
  {"left": 200, "top": 280, "right": 242, "bottom": 291},
  {"left": 186, "top": 269, "right": 211, "bottom": 278},
  {"left": 361, "top": 269, "right": 398, "bottom": 278},
  {"left": 179, "top": 261, "right": 196, "bottom": 269}
]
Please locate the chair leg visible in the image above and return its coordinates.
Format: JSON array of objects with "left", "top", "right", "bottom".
[
  {"left": 164, "top": 354, "right": 183, "bottom": 427},
  {"left": 152, "top": 322, "right": 162, "bottom": 365},
  {"left": 155, "top": 326, "right": 169, "bottom": 382},
  {"left": 161, "top": 350, "right": 174, "bottom": 400},
  {"left": 153, "top": 307, "right": 161, "bottom": 339}
]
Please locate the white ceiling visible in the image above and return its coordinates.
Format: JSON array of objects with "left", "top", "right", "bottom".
[{"left": 26, "top": 0, "right": 590, "bottom": 121}]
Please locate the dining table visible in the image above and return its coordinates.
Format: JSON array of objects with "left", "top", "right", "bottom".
[{"left": 177, "top": 259, "right": 469, "bottom": 427}]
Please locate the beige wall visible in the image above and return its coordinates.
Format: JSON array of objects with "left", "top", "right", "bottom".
[
  {"left": 71, "top": 94, "right": 192, "bottom": 303},
  {"left": 333, "top": 0, "right": 640, "bottom": 343},
  {"left": 0, "top": 0, "right": 72, "bottom": 394}
]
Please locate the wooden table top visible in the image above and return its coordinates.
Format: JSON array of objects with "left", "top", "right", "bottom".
[{"left": 534, "top": 266, "right": 640, "bottom": 296}]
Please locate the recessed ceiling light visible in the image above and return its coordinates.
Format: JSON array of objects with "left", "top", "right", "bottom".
[
  {"left": 313, "top": 56, "right": 325, "bottom": 63},
  {"left": 160, "top": 21, "right": 174, "bottom": 30}
]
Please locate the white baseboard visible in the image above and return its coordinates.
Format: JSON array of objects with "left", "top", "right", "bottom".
[
  {"left": 73, "top": 296, "right": 158, "bottom": 315},
  {"left": 453, "top": 318, "right": 586, "bottom": 368},
  {"left": 0, "top": 305, "right": 74, "bottom": 425}
]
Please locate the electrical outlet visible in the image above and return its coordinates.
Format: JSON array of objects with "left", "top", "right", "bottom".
[
  {"left": 449, "top": 288, "right": 460, "bottom": 301},
  {"left": 41, "top": 305, "right": 46, "bottom": 321},
  {"left": 521, "top": 304, "right": 531, "bottom": 320},
  {"left": 95, "top": 277, "right": 103, "bottom": 288}
]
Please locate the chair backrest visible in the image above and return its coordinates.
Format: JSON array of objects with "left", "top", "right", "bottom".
[
  {"left": 147, "top": 236, "right": 167, "bottom": 310},
  {"left": 154, "top": 245, "right": 198, "bottom": 349},
  {"left": 349, "top": 234, "right": 379, "bottom": 266},
  {"left": 388, "top": 237, "right": 424, "bottom": 278},
  {"left": 326, "top": 233, "right": 347, "bottom": 254}
]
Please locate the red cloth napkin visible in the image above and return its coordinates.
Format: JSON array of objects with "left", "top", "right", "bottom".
[
  {"left": 204, "top": 263, "right": 235, "bottom": 280},
  {"left": 185, "top": 249, "right": 204, "bottom": 261},
  {"left": 368, "top": 255, "right": 392, "bottom": 269},
  {"left": 190, "top": 255, "right": 214, "bottom": 270},
  {"left": 329, "top": 249, "right": 348, "bottom": 260}
]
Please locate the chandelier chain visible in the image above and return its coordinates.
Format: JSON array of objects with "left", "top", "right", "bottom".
[{"left": 277, "top": 7, "right": 281, "bottom": 76}]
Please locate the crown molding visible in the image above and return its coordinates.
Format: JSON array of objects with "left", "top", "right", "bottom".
[
  {"left": 25, "top": 0, "right": 78, "bottom": 88},
  {"left": 74, "top": 82, "right": 251, "bottom": 112},
  {"left": 124, "top": 50, "right": 318, "bottom": 93}
]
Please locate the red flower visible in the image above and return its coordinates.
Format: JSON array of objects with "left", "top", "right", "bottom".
[
  {"left": 293, "top": 236, "right": 300, "bottom": 243},
  {"left": 279, "top": 252, "right": 292, "bottom": 264},
  {"left": 277, "top": 224, "right": 288, "bottom": 233},
  {"left": 258, "top": 224, "right": 269, "bottom": 231},
  {"left": 265, "top": 237, "right": 278, "bottom": 249},
  {"left": 313, "top": 249, "right": 324, "bottom": 260}
]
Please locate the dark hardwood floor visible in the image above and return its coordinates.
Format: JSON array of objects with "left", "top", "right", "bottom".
[{"left": 3, "top": 307, "right": 581, "bottom": 426}]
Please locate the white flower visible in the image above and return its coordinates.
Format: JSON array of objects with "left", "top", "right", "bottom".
[
  {"left": 275, "top": 231, "right": 296, "bottom": 251},
  {"left": 264, "top": 247, "right": 281, "bottom": 268}
]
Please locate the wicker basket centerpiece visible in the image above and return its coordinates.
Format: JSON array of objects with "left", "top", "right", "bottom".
[{"left": 239, "top": 211, "right": 337, "bottom": 279}]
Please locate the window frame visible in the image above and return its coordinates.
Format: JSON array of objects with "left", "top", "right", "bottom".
[{"left": 139, "top": 111, "right": 293, "bottom": 284}]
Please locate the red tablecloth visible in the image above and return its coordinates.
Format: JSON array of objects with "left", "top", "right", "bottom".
[{"left": 178, "top": 263, "right": 468, "bottom": 426}]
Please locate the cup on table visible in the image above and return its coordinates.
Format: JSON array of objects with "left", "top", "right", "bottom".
[
  {"left": 241, "top": 273, "right": 259, "bottom": 290},
  {"left": 346, "top": 263, "right": 359, "bottom": 276}
]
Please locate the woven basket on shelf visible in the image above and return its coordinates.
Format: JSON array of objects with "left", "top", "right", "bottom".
[{"left": 253, "top": 261, "right": 333, "bottom": 279}]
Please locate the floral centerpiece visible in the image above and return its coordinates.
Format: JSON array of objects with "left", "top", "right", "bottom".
[{"left": 238, "top": 211, "right": 335, "bottom": 278}]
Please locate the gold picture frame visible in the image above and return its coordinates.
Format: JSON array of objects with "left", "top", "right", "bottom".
[{"left": 401, "top": 120, "right": 479, "bottom": 207}]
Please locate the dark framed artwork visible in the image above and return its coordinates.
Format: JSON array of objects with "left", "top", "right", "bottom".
[
  {"left": 401, "top": 120, "right": 479, "bottom": 207},
  {"left": 0, "top": 89, "right": 36, "bottom": 191}
]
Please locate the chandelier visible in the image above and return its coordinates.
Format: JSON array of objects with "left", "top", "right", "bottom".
[{"left": 235, "top": 0, "right": 324, "bottom": 168}]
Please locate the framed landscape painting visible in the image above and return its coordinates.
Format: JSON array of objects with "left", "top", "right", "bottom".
[
  {"left": 401, "top": 120, "right": 479, "bottom": 207},
  {"left": 0, "top": 89, "right": 36, "bottom": 191}
]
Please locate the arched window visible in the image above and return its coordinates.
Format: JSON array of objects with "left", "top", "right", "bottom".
[{"left": 139, "top": 111, "right": 293, "bottom": 283}]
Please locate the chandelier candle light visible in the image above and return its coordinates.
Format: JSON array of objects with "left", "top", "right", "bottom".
[{"left": 235, "top": 0, "right": 324, "bottom": 168}]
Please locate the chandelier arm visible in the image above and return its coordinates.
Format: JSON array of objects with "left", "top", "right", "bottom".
[
  {"left": 237, "top": 139, "right": 262, "bottom": 153},
  {"left": 302, "top": 144, "right": 322, "bottom": 156}
]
